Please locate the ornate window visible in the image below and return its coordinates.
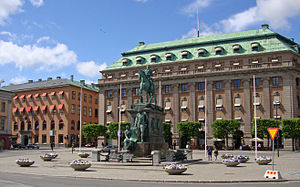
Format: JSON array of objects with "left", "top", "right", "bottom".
[
  {"left": 198, "top": 96, "right": 205, "bottom": 112},
  {"left": 216, "top": 95, "right": 223, "bottom": 110},
  {"left": 181, "top": 97, "right": 188, "bottom": 112}
]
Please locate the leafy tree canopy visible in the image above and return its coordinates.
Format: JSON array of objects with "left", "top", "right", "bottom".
[
  {"left": 107, "top": 122, "right": 131, "bottom": 139},
  {"left": 251, "top": 119, "right": 278, "bottom": 139},
  {"left": 82, "top": 124, "right": 107, "bottom": 139}
]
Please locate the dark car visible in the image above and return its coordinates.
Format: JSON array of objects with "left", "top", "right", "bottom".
[
  {"left": 99, "top": 145, "right": 118, "bottom": 153},
  {"left": 12, "top": 144, "right": 26, "bottom": 149},
  {"left": 26, "top": 143, "right": 39, "bottom": 149}
]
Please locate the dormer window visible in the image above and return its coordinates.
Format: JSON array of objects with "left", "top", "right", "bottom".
[
  {"left": 136, "top": 56, "right": 143, "bottom": 64},
  {"left": 165, "top": 53, "right": 173, "bottom": 61},
  {"left": 122, "top": 58, "right": 129, "bottom": 66},
  {"left": 150, "top": 55, "right": 157, "bottom": 62},
  {"left": 232, "top": 45, "right": 241, "bottom": 53},
  {"left": 215, "top": 47, "right": 223, "bottom": 55},
  {"left": 181, "top": 51, "right": 189, "bottom": 59},
  {"left": 198, "top": 49, "right": 206, "bottom": 57},
  {"left": 251, "top": 42, "right": 260, "bottom": 51}
]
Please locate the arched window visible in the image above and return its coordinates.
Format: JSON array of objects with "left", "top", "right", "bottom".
[
  {"left": 59, "top": 120, "right": 64, "bottom": 130},
  {"left": 50, "top": 120, "right": 55, "bottom": 130},
  {"left": 71, "top": 120, "right": 75, "bottom": 130},
  {"left": 77, "top": 120, "right": 80, "bottom": 130},
  {"left": 35, "top": 121, "right": 39, "bottom": 130},
  {"left": 13, "top": 121, "right": 18, "bottom": 131},
  {"left": 21, "top": 121, "right": 25, "bottom": 131},
  {"left": 42, "top": 120, "right": 47, "bottom": 130}
]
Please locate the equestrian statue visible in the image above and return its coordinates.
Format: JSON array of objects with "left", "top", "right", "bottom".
[{"left": 138, "top": 66, "right": 157, "bottom": 104}]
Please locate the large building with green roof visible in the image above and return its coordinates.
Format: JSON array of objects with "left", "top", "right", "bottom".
[
  {"left": 4, "top": 75, "right": 99, "bottom": 147},
  {"left": 98, "top": 25, "right": 300, "bottom": 149}
]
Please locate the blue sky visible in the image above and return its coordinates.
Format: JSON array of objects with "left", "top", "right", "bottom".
[{"left": 1, "top": 0, "right": 300, "bottom": 86}]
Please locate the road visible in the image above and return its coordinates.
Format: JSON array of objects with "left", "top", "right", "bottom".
[{"left": 0, "top": 172, "right": 299, "bottom": 187}]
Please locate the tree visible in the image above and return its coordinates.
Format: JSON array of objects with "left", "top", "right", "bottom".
[
  {"left": 211, "top": 120, "right": 241, "bottom": 149},
  {"left": 82, "top": 124, "right": 107, "bottom": 147},
  {"left": 251, "top": 119, "right": 278, "bottom": 148},
  {"left": 107, "top": 122, "right": 131, "bottom": 140},
  {"left": 177, "top": 122, "right": 202, "bottom": 148},
  {"left": 282, "top": 118, "right": 300, "bottom": 151},
  {"left": 162, "top": 122, "right": 173, "bottom": 147}
]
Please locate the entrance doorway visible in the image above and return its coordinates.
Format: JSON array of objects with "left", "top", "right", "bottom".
[
  {"left": 23, "top": 135, "right": 28, "bottom": 146},
  {"left": 233, "top": 130, "right": 244, "bottom": 149}
]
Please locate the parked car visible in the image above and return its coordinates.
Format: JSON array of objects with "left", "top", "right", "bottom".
[
  {"left": 99, "top": 145, "right": 118, "bottom": 153},
  {"left": 11, "top": 144, "right": 26, "bottom": 149},
  {"left": 85, "top": 143, "right": 96, "bottom": 147},
  {"left": 26, "top": 143, "right": 39, "bottom": 149}
]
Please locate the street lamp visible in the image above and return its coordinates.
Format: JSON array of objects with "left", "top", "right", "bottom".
[{"left": 273, "top": 92, "right": 280, "bottom": 157}]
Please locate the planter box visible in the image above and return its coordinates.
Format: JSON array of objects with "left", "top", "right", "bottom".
[
  {"left": 256, "top": 159, "right": 272, "bottom": 165},
  {"left": 70, "top": 163, "right": 91, "bottom": 171},
  {"left": 40, "top": 157, "right": 52, "bottom": 161},
  {"left": 223, "top": 161, "right": 240, "bottom": 167},
  {"left": 16, "top": 161, "right": 34, "bottom": 167},
  {"left": 78, "top": 153, "right": 90, "bottom": 158},
  {"left": 165, "top": 168, "right": 187, "bottom": 175}
]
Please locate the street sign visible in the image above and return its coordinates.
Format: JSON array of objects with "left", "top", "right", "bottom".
[{"left": 267, "top": 128, "right": 279, "bottom": 140}]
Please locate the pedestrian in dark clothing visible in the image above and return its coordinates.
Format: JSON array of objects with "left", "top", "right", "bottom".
[
  {"left": 50, "top": 142, "right": 54, "bottom": 151},
  {"left": 208, "top": 147, "right": 212, "bottom": 161},
  {"left": 213, "top": 148, "right": 219, "bottom": 161}
]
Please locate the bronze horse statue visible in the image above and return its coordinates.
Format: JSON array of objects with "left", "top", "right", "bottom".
[{"left": 138, "top": 69, "right": 157, "bottom": 104}]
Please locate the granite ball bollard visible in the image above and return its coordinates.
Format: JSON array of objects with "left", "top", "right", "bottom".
[
  {"left": 236, "top": 155, "right": 250, "bottom": 163},
  {"left": 254, "top": 156, "right": 272, "bottom": 165},
  {"left": 222, "top": 158, "right": 240, "bottom": 167},
  {"left": 163, "top": 163, "right": 188, "bottom": 175},
  {"left": 40, "top": 153, "right": 53, "bottom": 161},
  {"left": 70, "top": 159, "right": 91, "bottom": 171},
  {"left": 16, "top": 158, "right": 35, "bottom": 167},
  {"left": 78, "top": 152, "right": 90, "bottom": 158}
]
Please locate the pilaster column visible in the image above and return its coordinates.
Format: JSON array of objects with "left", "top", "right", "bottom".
[
  {"left": 172, "top": 84, "right": 179, "bottom": 134},
  {"left": 224, "top": 80, "right": 232, "bottom": 120},
  {"left": 283, "top": 75, "right": 296, "bottom": 118},
  {"left": 99, "top": 89, "right": 105, "bottom": 125},
  {"left": 113, "top": 89, "right": 119, "bottom": 122},
  {"left": 189, "top": 82, "right": 196, "bottom": 121},
  {"left": 127, "top": 87, "right": 133, "bottom": 120},
  {"left": 158, "top": 80, "right": 162, "bottom": 107},
  {"left": 206, "top": 81, "right": 214, "bottom": 135},
  {"left": 242, "top": 79, "right": 252, "bottom": 138},
  {"left": 263, "top": 78, "right": 271, "bottom": 118}
]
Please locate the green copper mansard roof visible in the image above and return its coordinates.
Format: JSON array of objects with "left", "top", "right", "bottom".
[{"left": 104, "top": 25, "right": 299, "bottom": 71}]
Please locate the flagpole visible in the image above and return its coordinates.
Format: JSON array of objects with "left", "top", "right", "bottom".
[
  {"left": 204, "top": 78, "right": 207, "bottom": 158},
  {"left": 253, "top": 75, "right": 258, "bottom": 158},
  {"left": 118, "top": 84, "right": 122, "bottom": 152},
  {"left": 79, "top": 84, "right": 83, "bottom": 152}
]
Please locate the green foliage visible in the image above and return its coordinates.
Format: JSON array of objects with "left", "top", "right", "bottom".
[
  {"left": 177, "top": 122, "right": 202, "bottom": 148},
  {"left": 251, "top": 119, "right": 279, "bottom": 139},
  {"left": 162, "top": 122, "right": 173, "bottom": 146},
  {"left": 82, "top": 124, "right": 107, "bottom": 139},
  {"left": 211, "top": 120, "right": 241, "bottom": 148},
  {"left": 107, "top": 122, "right": 131, "bottom": 139},
  {"left": 282, "top": 118, "right": 300, "bottom": 151}
]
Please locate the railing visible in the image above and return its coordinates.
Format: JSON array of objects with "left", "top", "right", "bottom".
[{"left": 98, "top": 60, "right": 295, "bottom": 84}]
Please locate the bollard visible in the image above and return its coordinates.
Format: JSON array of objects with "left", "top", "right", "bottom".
[
  {"left": 186, "top": 149, "right": 193, "bottom": 160},
  {"left": 92, "top": 150, "right": 100, "bottom": 162},
  {"left": 151, "top": 150, "right": 161, "bottom": 166}
]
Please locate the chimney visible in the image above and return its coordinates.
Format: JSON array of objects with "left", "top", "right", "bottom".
[
  {"left": 261, "top": 24, "right": 269, "bottom": 30},
  {"left": 28, "top": 80, "right": 33, "bottom": 83},
  {"left": 47, "top": 77, "right": 52, "bottom": 81},
  {"left": 38, "top": 78, "right": 42, "bottom": 82},
  {"left": 56, "top": 76, "right": 61, "bottom": 80},
  {"left": 70, "top": 75, "right": 74, "bottom": 82},
  {"left": 80, "top": 80, "right": 85, "bottom": 85},
  {"left": 139, "top": 41, "right": 145, "bottom": 46},
  {"left": 91, "top": 83, "right": 95, "bottom": 88}
]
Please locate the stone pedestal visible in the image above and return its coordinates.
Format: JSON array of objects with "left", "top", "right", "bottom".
[{"left": 127, "top": 103, "right": 168, "bottom": 157}]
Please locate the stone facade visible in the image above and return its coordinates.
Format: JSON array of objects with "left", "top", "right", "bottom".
[
  {"left": 97, "top": 25, "right": 300, "bottom": 149},
  {"left": 4, "top": 76, "right": 99, "bottom": 147},
  {"left": 0, "top": 88, "right": 14, "bottom": 149}
]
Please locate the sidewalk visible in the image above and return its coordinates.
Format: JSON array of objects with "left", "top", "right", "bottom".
[{"left": 0, "top": 148, "right": 300, "bottom": 183}]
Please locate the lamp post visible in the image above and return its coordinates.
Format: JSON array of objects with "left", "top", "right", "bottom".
[{"left": 273, "top": 92, "right": 280, "bottom": 157}]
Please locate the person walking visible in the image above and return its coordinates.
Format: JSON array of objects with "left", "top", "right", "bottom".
[
  {"left": 50, "top": 142, "right": 54, "bottom": 151},
  {"left": 208, "top": 147, "right": 212, "bottom": 161},
  {"left": 213, "top": 148, "right": 219, "bottom": 161}
]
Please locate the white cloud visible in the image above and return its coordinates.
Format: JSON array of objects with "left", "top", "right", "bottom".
[
  {"left": 0, "top": 0, "right": 24, "bottom": 25},
  {"left": 76, "top": 61, "right": 107, "bottom": 78},
  {"left": 29, "top": 0, "right": 44, "bottom": 7},
  {"left": 10, "top": 76, "right": 26, "bottom": 84},
  {"left": 36, "top": 36, "right": 50, "bottom": 43},
  {"left": 182, "top": 0, "right": 300, "bottom": 38},
  {"left": 0, "top": 40, "right": 77, "bottom": 71},
  {"left": 181, "top": 0, "right": 212, "bottom": 15}
]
